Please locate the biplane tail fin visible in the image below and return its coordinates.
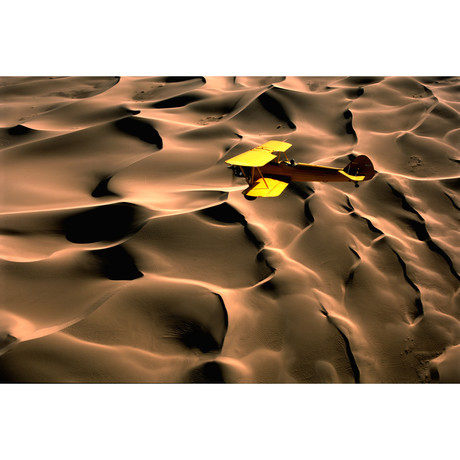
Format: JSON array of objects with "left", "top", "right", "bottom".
[{"left": 342, "top": 155, "right": 375, "bottom": 181}]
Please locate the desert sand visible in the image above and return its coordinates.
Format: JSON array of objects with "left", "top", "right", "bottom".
[{"left": 0, "top": 76, "right": 459, "bottom": 383}]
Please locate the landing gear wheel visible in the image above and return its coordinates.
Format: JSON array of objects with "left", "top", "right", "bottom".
[
  {"left": 354, "top": 182, "right": 360, "bottom": 188},
  {"left": 244, "top": 194, "right": 257, "bottom": 201}
]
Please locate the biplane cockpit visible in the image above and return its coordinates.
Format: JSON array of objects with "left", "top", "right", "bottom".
[{"left": 225, "top": 140, "right": 375, "bottom": 200}]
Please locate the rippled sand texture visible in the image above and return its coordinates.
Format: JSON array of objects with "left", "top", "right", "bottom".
[{"left": 1, "top": 76, "right": 459, "bottom": 383}]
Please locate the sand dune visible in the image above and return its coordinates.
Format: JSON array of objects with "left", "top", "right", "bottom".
[{"left": 0, "top": 76, "right": 459, "bottom": 383}]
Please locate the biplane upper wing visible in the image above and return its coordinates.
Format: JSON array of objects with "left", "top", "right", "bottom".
[
  {"left": 245, "top": 177, "right": 289, "bottom": 197},
  {"left": 258, "top": 140, "right": 292, "bottom": 153},
  {"left": 225, "top": 141, "right": 292, "bottom": 167}
]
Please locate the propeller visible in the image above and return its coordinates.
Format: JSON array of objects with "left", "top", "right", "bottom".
[{"left": 227, "top": 164, "right": 246, "bottom": 190}]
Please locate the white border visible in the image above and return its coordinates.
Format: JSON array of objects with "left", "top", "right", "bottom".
[
  {"left": 3, "top": 1, "right": 459, "bottom": 75},
  {"left": 1, "top": 384, "right": 458, "bottom": 459}
]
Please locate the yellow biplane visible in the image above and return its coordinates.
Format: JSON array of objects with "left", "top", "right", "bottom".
[{"left": 226, "top": 140, "right": 375, "bottom": 200}]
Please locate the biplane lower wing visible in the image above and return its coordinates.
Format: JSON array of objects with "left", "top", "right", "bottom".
[
  {"left": 225, "top": 140, "right": 292, "bottom": 167},
  {"left": 245, "top": 177, "right": 289, "bottom": 197}
]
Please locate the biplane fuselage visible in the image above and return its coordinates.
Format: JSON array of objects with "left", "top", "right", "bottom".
[
  {"left": 253, "top": 160, "right": 372, "bottom": 183},
  {"left": 225, "top": 140, "right": 376, "bottom": 199}
]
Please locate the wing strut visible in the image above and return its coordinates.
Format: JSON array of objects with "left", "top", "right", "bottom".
[{"left": 257, "top": 167, "right": 269, "bottom": 189}]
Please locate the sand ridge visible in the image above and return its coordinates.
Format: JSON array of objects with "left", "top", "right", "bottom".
[{"left": 0, "top": 76, "right": 459, "bottom": 382}]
